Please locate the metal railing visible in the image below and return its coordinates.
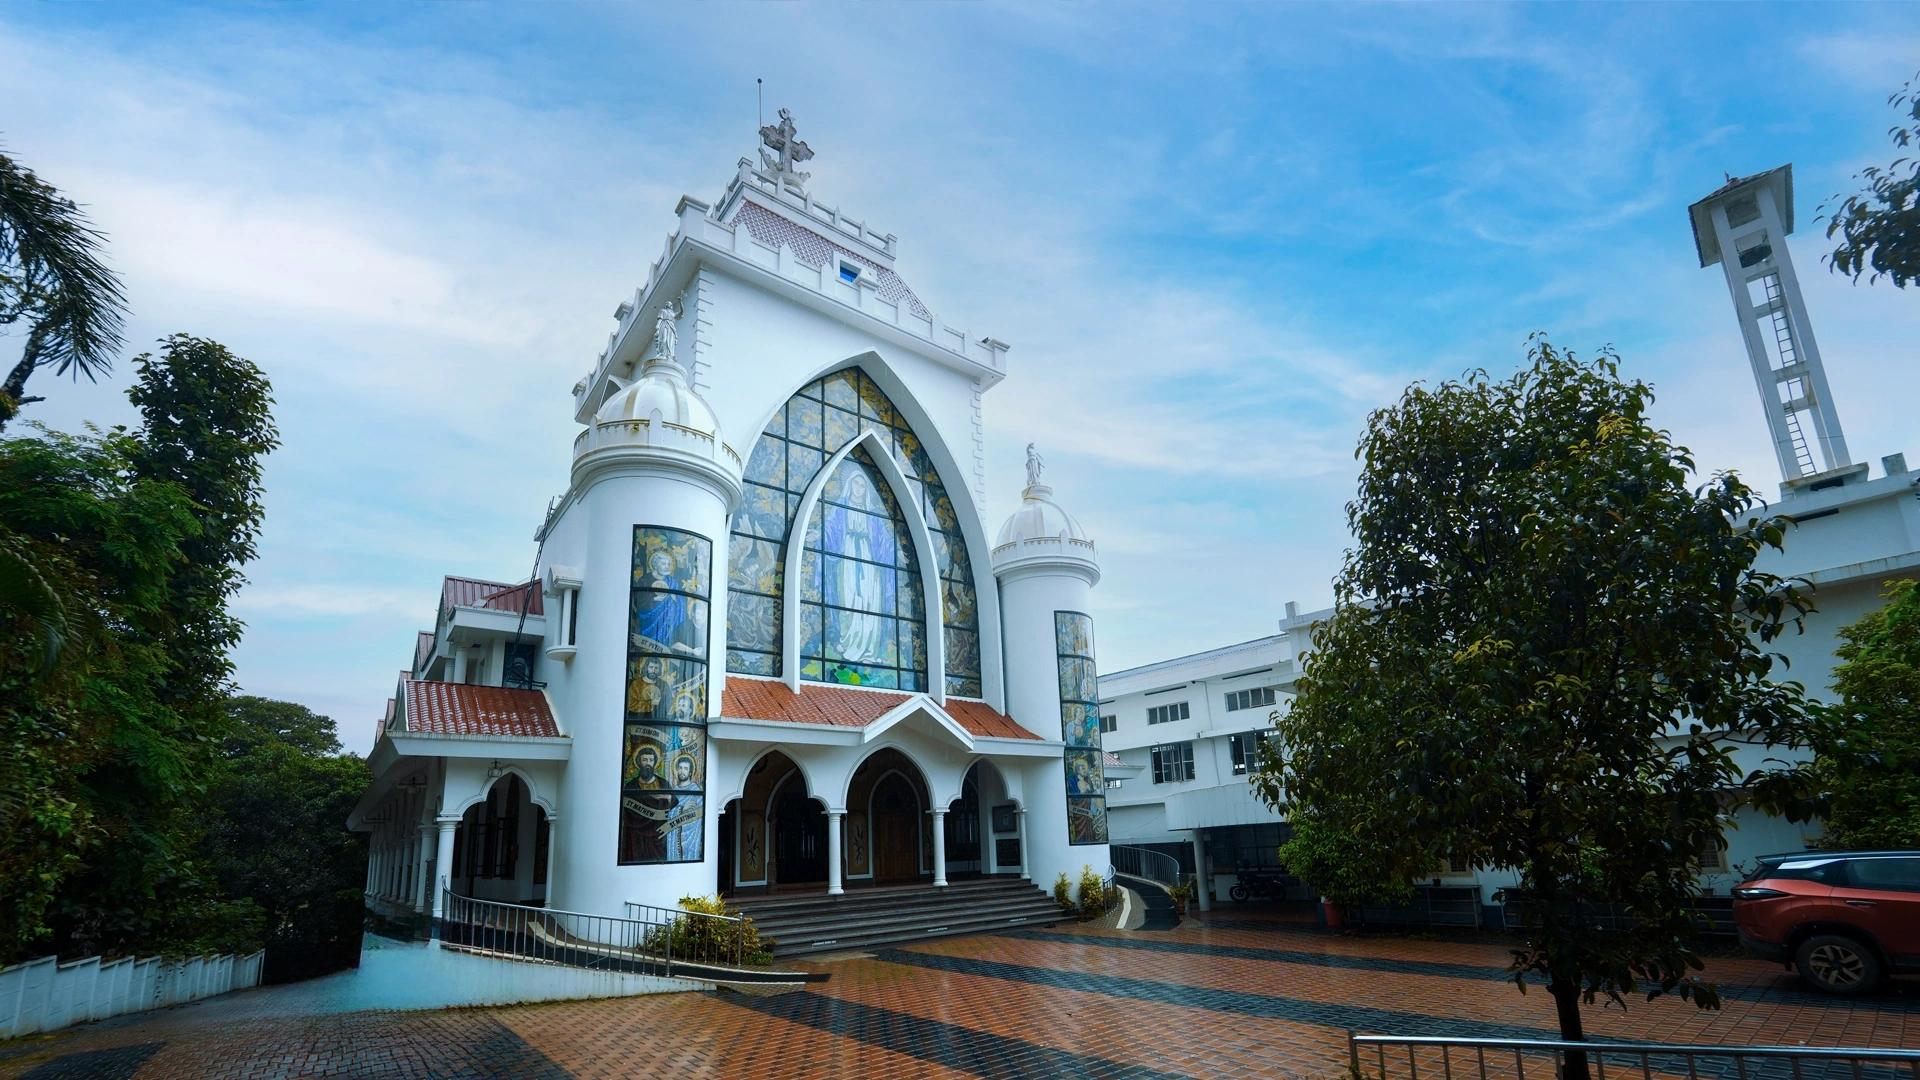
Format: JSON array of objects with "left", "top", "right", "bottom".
[
  {"left": 1349, "top": 1033, "right": 1920, "bottom": 1080},
  {"left": 1111, "top": 844, "right": 1185, "bottom": 890},
  {"left": 438, "top": 891, "right": 752, "bottom": 978}
]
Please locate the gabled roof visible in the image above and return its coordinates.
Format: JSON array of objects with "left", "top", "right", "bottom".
[
  {"left": 1687, "top": 164, "right": 1793, "bottom": 269},
  {"left": 413, "top": 630, "right": 436, "bottom": 673},
  {"left": 721, "top": 678, "right": 1037, "bottom": 740},
  {"left": 400, "top": 679, "right": 561, "bottom": 739}
]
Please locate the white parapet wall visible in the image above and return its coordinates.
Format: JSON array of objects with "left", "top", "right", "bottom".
[{"left": 0, "top": 950, "right": 265, "bottom": 1039}]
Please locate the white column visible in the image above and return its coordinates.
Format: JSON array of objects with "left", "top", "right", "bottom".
[
  {"left": 432, "top": 816, "right": 459, "bottom": 920},
  {"left": 931, "top": 809, "right": 948, "bottom": 887},
  {"left": 826, "top": 811, "right": 844, "bottom": 896},
  {"left": 1016, "top": 808, "right": 1029, "bottom": 879},
  {"left": 1192, "top": 829, "right": 1212, "bottom": 912},
  {"left": 544, "top": 813, "right": 561, "bottom": 906},
  {"left": 414, "top": 829, "right": 435, "bottom": 913}
]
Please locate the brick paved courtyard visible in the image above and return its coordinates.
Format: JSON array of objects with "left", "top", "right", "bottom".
[{"left": 4, "top": 909, "right": 1915, "bottom": 1079}]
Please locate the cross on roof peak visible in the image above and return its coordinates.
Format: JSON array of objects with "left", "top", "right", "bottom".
[{"left": 759, "top": 107, "right": 814, "bottom": 190}]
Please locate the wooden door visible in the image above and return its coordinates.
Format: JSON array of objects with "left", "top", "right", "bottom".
[{"left": 871, "top": 774, "right": 921, "bottom": 881}]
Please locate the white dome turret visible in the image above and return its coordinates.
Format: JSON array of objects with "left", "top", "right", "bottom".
[
  {"left": 994, "top": 481, "right": 1090, "bottom": 548},
  {"left": 991, "top": 444, "right": 1098, "bottom": 583},
  {"left": 571, "top": 303, "right": 742, "bottom": 498},
  {"left": 593, "top": 355, "right": 720, "bottom": 436}
]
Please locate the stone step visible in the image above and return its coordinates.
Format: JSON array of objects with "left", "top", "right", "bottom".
[
  {"left": 751, "top": 896, "right": 1064, "bottom": 941},
  {"left": 731, "top": 876, "right": 1031, "bottom": 916},
  {"left": 729, "top": 879, "right": 1072, "bottom": 958},
  {"left": 767, "top": 905, "right": 1072, "bottom": 957}
]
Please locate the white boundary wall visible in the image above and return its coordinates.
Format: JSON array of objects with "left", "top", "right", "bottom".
[{"left": 0, "top": 950, "right": 264, "bottom": 1038}]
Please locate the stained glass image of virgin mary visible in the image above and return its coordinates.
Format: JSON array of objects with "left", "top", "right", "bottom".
[{"left": 823, "top": 467, "right": 896, "bottom": 665}]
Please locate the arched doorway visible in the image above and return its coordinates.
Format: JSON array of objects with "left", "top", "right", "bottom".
[
  {"left": 727, "top": 750, "right": 826, "bottom": 893},
  {"left": 944, "top": 766, "right": 984, "bottom": 878},
  {"left": 451, "top": 772, "right": 550, "bottom": 905},
  {"left": 847, "top": 748, "right": 932, "bottom": 884}
]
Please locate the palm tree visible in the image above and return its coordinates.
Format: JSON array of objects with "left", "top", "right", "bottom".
[{"left": 0, "top": 148, "right": 126, "bottom": 430}]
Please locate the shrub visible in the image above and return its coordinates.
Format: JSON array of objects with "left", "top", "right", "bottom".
[
  {"left": 1076, "top": 864, "right": 1108, "bottom": 919},
  {"left": 1053, "top": 872, "right": 1073, "bottom": 911},
  {"left": 641, "top": 895, "right": 773, "bottom": 967}
]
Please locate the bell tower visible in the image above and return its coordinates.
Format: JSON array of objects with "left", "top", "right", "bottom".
[{"left": 1688, "top": 165, "right": 1858, "bottom": 488}]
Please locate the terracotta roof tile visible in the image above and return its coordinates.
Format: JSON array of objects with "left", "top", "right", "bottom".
[
  {"left": 401, "top": 679, "right": 561, "bottom": 739},
  {"left": 945, "top": 699, "right": 1040, "bottom": 740},
  {"left": 721, "top": 678, "right": 1037, "bottom": 740},
  {"left": 439, "top": 575, "right": 545, "bottom": 617}
]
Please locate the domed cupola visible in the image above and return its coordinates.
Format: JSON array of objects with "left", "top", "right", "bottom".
[
  {"left": 991, "top": 443, "right": 1098, "bottom": 584},
  {"left": 594, "top": 352, "right": 720, "bottom": 436},
  {"left": 571, "top": 301, "right": 743, "bottom": 497}
]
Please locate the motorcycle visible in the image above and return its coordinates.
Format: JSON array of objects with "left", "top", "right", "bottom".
[{"left": 1228, "top": 865, "right": 1288, "bottom": 903}]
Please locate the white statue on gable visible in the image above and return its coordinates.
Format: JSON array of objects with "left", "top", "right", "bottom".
[
  {"left": 759, "top": 107, "right": 814, "bottom": 189},
  {"left": 648, "top": 300, "right": 679, "bottom": 366},
  {"left": 1025, "top": 442, "right": 1044, "bottom": 490}
]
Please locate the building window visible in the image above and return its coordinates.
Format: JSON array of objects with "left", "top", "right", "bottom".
[
  {"left": 619, "top": 525, "right": 711, "bottom": 866},
  {"left": 1099, "top": 713, "right": 1117, "bottom": 734},
  {"left": 1696, "top": 831, "right": 1727, "bottom": 872},
  {"left": 798, "top": 447, "right": 927, "bottom": 691},
  {"left": 839, "top": 261, "right": 861, "bottom": 284},
  {"left": 724, "top": 367, "right": 981, "bottom": 696},
  {"left": 1150, "top": 743, "right": 1194, "bottom": 784},
  {"left": 1229, "top": 731, "right": 1279, "bottom": 775},
  {"left": 1056, "top": 611, "right": 1108, "bottom": 845},
  {"left": 1224, "top": 686, "right": 1277, "bottom": 712},
  {"left": 1147, "top": 702, "right": 1189, "bottom": 726}
]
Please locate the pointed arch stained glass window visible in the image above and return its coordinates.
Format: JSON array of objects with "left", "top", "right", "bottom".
[{"left": 725, "top": 368, "right": 983, "bottom": 696}]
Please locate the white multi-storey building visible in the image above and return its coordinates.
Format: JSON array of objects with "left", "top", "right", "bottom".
[{"left": 1101, "top": 163, "right": 1919, "bottom": 919}]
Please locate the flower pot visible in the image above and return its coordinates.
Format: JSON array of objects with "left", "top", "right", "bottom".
[{"left": 1321, "top": 899, "right": 1343, "bottom": 929}]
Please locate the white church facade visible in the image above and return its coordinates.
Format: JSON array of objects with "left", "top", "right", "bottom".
[{"left": 347, "top": 114, "right": 1111, "bottom": 935}]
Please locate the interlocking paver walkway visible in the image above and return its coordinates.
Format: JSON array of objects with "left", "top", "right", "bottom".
[{"left": 4, "top": 908, "right": 1915, "bottom": 1079}]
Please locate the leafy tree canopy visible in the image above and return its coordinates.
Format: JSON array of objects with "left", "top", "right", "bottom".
[
  {"left": 1253, "top": 338, "right": 1818, "bottom": 1076},
  {"left": 1824, "top": 69, "right": 1920, "bottom": 288},
  {"left": 1810, "top": 579, "right": 1920, "bottom": 850},
  {"left": 0, "top": 148, "right": 126, "bottom": 428}
]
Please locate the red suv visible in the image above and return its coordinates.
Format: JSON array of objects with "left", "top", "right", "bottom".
[{"left": 1732, "top": 851, "right": 1920, "bottom": 995}]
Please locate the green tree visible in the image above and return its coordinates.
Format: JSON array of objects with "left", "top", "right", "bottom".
[
  {"left": 1823, "top": 69, "right": 1920, "bottom": 288},
  {"left": 0, "top": 426, "right": 201, "bottom": 958},
  {"left": 0, "top": 149, "right": 127, "bottom": 429},
  {"left": 1253, "top": 339, "right": 1818, "bottom": 1080},
  {"left": 1810, "top": 580, "right": 1920, "bottom": 849},
  {"left": 203, "top": 697, "right": 369, "bottom": 982},
  {"left": 127, "top": 334, "right": 279, "bottom": 714}
]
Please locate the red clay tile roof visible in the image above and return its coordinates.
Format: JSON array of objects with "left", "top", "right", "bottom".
[
  {"left": 478, "top": 581, "right": 544, "bottom": 616},
  {"left": 721, "top": 678, "right": 1038, "bottom": 740},
  {"left": 400, "top": 679, "right": 561, "bottom": 739},
  {"left": 439, "top": 576, "right": 545, "bottom": 617}
]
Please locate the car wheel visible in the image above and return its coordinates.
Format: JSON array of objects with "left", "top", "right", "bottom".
[
  {"left": 1794, "top": 934, "right": 1882, "bottom": 995},
  {"left": 1229, "top": 884, "right": 1249, "bottom": 903}
]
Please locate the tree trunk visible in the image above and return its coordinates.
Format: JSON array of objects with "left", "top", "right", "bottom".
[
  {"left": 0, "top": 327, "right": 48, "bottom": 432},
  {"left": 1549, "top": 978, "right": 1590, "bottom": 1080}
]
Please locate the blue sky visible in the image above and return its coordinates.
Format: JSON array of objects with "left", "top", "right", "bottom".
[{"left": 4, "top": 4, "right": 1917, "bottom": 754}]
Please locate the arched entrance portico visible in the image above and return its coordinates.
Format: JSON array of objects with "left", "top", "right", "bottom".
[
  {"left": 452, "top": 772, "right": 550, "bottom": 905},
  {"left": 846, "top": 748, "right": 932, "bottom": 884},
  {"left": 948, "top": 759, "right": 1021, "bottom": 879},
  {"left": 723, "top": 750, "right": 828, "bottom": 894}
]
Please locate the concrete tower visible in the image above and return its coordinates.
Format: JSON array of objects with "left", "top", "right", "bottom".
[
  {"left": 991, "top": 445, "right": 1109, "bottom": 894},
  {"left": 1689, "top": 165, "right": 1857, "bottom": 489},
  {"left": 548, "top": 307, "right": 744, "bottom": 916}
]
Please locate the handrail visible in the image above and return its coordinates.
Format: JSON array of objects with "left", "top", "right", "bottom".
[
  {"left": 1110, "top": 845, "right": 1184, "bottom": 891},
  {"left": 1348, "top": 1032, "right": 1920, "bottom": 1080},
  {"left": 439, "top": 890, "right": 752, "bottom": 977}
]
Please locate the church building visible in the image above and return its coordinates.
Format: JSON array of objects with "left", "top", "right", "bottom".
[{"left": 348, "top": 113, "right": 1111, "bottom": 939}]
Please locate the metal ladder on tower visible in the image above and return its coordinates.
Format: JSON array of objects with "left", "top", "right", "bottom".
[{"left": 1761, "top": 272, "right": 1818, "bottom": 477}]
